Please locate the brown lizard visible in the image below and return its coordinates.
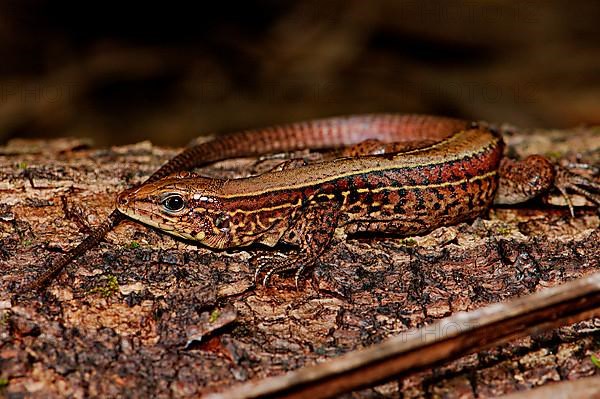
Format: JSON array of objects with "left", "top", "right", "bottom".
[{"left": 111, "top": 114, "right": 599, "bottom": 286}]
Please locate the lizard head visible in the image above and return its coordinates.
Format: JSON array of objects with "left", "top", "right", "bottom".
[{"left": 116, "top": 173, "right": 235, "bottom": 249}]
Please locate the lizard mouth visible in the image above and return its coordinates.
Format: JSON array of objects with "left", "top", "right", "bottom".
[{"left": 116, "top": 189, "right": 176, "bottom": 233}]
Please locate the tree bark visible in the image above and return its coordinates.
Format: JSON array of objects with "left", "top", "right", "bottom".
[{"left": 0, "top": 126, "right": 598, "bottom": 398}]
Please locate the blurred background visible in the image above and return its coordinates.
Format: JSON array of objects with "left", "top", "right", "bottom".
[{"left": 0, "top": 0, "right": 598, "bottom": 146}]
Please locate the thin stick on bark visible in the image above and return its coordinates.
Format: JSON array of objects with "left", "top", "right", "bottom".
[{"left": 205, "top": 272, "right": 600, "bottom": 399}]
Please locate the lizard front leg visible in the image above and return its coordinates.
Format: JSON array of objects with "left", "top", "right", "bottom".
[{"left": 252, "top": 200, "right": 342, "bottom": 287}]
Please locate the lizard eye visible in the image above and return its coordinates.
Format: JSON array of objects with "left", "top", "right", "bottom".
[{"left": 161, "top": 194, "right": 186, "bottom": 213}]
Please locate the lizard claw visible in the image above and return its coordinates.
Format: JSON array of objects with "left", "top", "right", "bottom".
[
  {"left": 251, "top": 252, "right": 291, "bottom": 286},
  {"left": 250, "top": 252, "right": 314, "bottom": 287},
  {"left": 263, "top": 268, "right": 277, "bottom": 287},
  {"left": 252, "top": 253, "right": 269, "bottom": 284},
  {"left": 294, "top": 264, "right": 308, "bottom": 290}
]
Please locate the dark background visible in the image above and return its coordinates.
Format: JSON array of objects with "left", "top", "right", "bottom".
[{"left": 1, "top": 0, "right": 599, "bottom": 146}]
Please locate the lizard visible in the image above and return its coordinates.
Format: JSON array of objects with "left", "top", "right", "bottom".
[{"left": 113, "top": 114, "right": 599, "bottom": 287}]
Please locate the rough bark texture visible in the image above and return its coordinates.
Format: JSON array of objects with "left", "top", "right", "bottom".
[{"left": 0, "top": 126, "right": 599, "bottom": 398}]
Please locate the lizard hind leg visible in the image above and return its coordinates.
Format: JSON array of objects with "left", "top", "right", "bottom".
[
  {"left": 553, "top": 163, "right": 600, "bottom": 216},
  {"left": 495, "top": 155, "right": 600, "bottom": 216},
  {"left": 251, "top": 201, "right": 341, "bottom": 288},
  {"left": 495, "top": 155, "right": 557, "bottom": 205}
]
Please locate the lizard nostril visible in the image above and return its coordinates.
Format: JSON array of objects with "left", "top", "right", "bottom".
[{"left": 117, "top": 195, "right": 128, "bottom": 207}]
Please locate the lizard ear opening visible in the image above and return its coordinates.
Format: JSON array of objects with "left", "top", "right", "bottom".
[{"left": 214, "top": 214, "right": 230, "bottom": 231}]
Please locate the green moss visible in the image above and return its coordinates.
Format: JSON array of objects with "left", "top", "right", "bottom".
[
  {"left": 22, "top": 239, "right": 33, "bottom": 247},
  {"left": 400, "top": 238, "right": 417, "bottom": 246},
  {"left": 495, "top": 226, "right": 513, "bottom": 236},
  {"left": 128, "top": 241, "right": 140, "bottom": 249},
  {"left": 591, "top": 354, "right": 600, "bottom": 368},
  {"left": 209, "top": 309, "right": 220, "bottom": 323},
  {"left": 0, "top": 378, "right": 8, "bottom": 388},
  {"left": 16, "top": 162, "right": 28, "bottom": 169},
  {"left": 89, "top": 275, "right": 120, "bottom": 298},
  {"left": 544, "top": 151, "right": 563, "bottom": 160}
]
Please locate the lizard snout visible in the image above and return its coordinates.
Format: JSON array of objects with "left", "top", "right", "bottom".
[{"left": 116, "top": 190, "right": 133, "bottom": 210}]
